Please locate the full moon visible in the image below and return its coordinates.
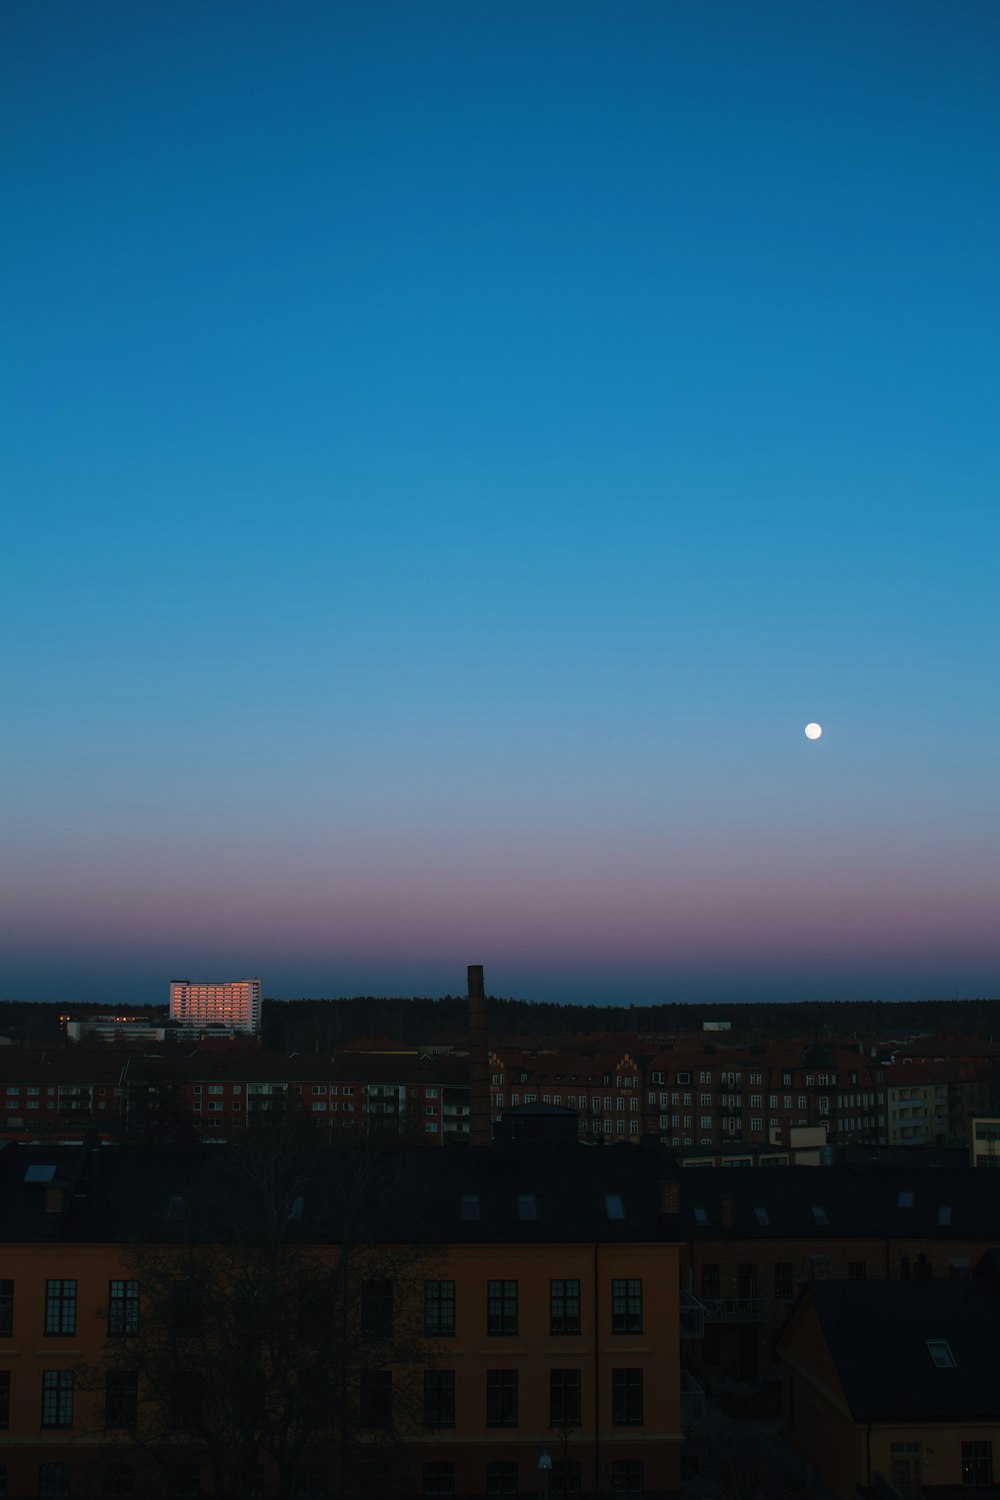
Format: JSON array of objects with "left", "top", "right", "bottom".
[{"left": 804, "top": 722, "right": 823, "bottom": 740}]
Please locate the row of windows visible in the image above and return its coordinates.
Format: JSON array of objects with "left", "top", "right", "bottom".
[
  {"left": 0, "top": 1458, "right": 651, "bottom": 1499},
  {"left": 1, "top": 1364, "right": 647, "bottom": 1437},
  {"left": 0, "top": 1370, "right": 139, "bottom": 1431},
  {"left": 419, "top": 1368, "right": 646, "bottom": 1428},
  {"left": 4, "top": 1276, "right": 648, "bottom": 1344},
  {"left": 0, "top": 1280, "right": 138, "bottom": 1340},
  {"left": 423, "top": 1459, "right": 645, "bottom": 1495},
  {"left": 426, "top": 1278, "right": 644, "bottom": 1337}
]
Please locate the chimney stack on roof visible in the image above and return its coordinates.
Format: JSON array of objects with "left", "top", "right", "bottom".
[{"left": 468, "top": 964, "right": 492, "bottom": 1149}]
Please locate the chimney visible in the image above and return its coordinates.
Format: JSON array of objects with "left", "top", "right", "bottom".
[
  {"left": 45, "top": 1186, "right": 66, "bottom": 1215},
  {"left": 660, "top": 1180, "right": 679, "bottom": 1214},
  {"left": 467, "top": 964, "right": 492, "bottom": 1148},
  {"left": 721, "top": 1196, "right": 733, "bottom": 1229}
]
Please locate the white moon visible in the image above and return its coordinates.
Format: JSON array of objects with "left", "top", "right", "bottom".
[{"left": 804, "top": 722, "right": 823, "bottom": 740}]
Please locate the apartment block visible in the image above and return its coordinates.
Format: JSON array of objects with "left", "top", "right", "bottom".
[{"left": 169, "top": 978, "right": 262, "bottom": 1034}]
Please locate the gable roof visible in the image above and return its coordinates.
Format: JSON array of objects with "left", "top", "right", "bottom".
[{"left": 797, "top": 1278, "right": 1000, "bottom": 1423}]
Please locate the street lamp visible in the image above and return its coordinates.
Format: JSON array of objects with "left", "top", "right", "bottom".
[{"left": 538, "top": 1447, "right": 553, "bottom": 1500}]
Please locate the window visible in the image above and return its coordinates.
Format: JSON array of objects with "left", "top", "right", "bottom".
[
  {"left": 612, "top": 1368, "right": 643, "bottom": 1424},
  {"left": 700, "top": 1263, "right": 720, "bottom": 1300},
  {"left": 38, "top": 1465, "right": 71, "bottom": 1500},
  {"left": 102, "top": 1466, "right": 135, "bottom": 1498},
  {"left": 549, "top": 1368, "right": 581, "bottom": 1427},
  {"left": 552, "top": 1460, "right": 581, "bottom": 1494},
  {"left": 359, "top": 1370, "right": 392, "bottom": 1428},
  {"left": 613, "top": 1460, "right": 644, "bottom": 1493},
  {"left": 487, "top": 1279, "right": 517, "bottom": 1335},
  {"left": 486, "top": 1461, "right": 518, "bottom": 1495},
  {"left": 292, "top": 1468, "right": 326, "bottom": 1499},
  {"left": 108, "top": 1280, "right": 139, "bottom": 1337},
  {"left": 848, "top": 1261, "right": 867, "bottom": 1280},
  {"left": 738, "top": 1263, "right": 757, "bottom": 1299},
  {"left": 962, "top": 1441, "right": 992, "bottom": 1486},
  {"left": 890, "top": 1442, "right": 921, "bottom": 1498},
  {"left": 170, "top": 1281, "right": 203, "bottom": 1337},
  {"left": 105, "top": 1371, "right": 137, "bottom": 1429},
  {"left": 45, "top": 1281, "right": 76, "bottom": 1336},
  {"left": 358, "top": 1464, "right": 390, "bottom": 1498},
  {"left": 425, "top": 1280, "right": 455, "bottom": 1336},
  {"left": 925, "top": 1339, "right": 956, "bottom": 1368},
  {"left": 168, "top": 1370, "right": 201, "bottom": 1430},
  {"left": 0, "top": 1371, "right": 8, "bottom": 1427},
  {"left": 486, "top": 1369, "right": 517, "bottom": 1425},
  {"left": 774, "top": 1263, "right": 793, "bottom": 1299},
  {"left": 41, "top": 1370, "right": 74, "bottom": 1427},
  {"left": 423, "top": 1370, "right": 455, "bottom": 1428},
  {"left": 0, "top": 1282, "right": 11, "bottom": 1337},
  {"left": 611, "top": 1279, "right": 642, "bottom": 1334},
  {"left": 423, "top": 1462, "right": 454, "bottom": 1497},
  {"left": 361, "top": 1279, "right": 392, "bottom": 1338},
  {"left": 550, "top": 1278, "right": 581, "bottom": 1335}
]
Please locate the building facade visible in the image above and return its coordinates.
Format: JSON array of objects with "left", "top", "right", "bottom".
[{"left": 169, "top": 979, "right": 262, "bottom": 1035}]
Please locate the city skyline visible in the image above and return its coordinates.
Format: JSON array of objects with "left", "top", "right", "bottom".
[{"left": 4, "top": 1, "right": 998, "bottom": 1007}]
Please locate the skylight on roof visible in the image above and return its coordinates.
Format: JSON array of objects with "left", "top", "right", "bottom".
[
  {"left": 753, "top": 1207, "right": 770, "bottom": 1226},
  {"left": 460, "top": 1194, "right": 480, "bottom": 1222},
  {"left": 810, "top": 1206, "right": 828, "bottom": 1226},
  {"left": 604, "top": 1194, "right": 625, "bottom": 1221},
  {"left": 897, "top": 1190, "right": 913, "bottom": 1208},
  {"left": 693, "top": 1207, "right": 708, "bottom": 1228},
  {"left": 938, "top": 1205, "right": 952, "bottom": 1226},
  {"left": 926, "top": 1339, "right": 956, "bottom": 1368},
  {"left": 517, "top": 1194, "right": 538, "bottom": 1221},
  {"left": 24, "top": 1165, "right": 57, "bottom": 1184}
]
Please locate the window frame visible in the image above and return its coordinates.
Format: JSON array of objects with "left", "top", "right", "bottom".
[
  {"left": 611, "top": 1367, "right": 643, "bottom": 1425},
  {"left": 485, "top": 1368, "right": 518, "bottom": 1426},
  {"left": 41, "top": 1370, "right": 74, "bottom": 1429},
  {"left": 108, "top": 1280, "right": 140, "bottom": 1337},
  {"left": 44, "top": 1280, "right": 77, "bottom": 1337},
  {"left": 549, "top": 1278, "right": 581, "bottom": 1336},
  {"left": 422, "top": 1369, "right": 455, "bottom": 1429},
  {"left": 424, "top": 1280, "right": 456, "bottom": 1337},
  {"left": 487, "top": 1279, "right": 517, "bottom": 1336},
  {"left": 549, "top": 1367, "right": 581, "bottom": 1428},
  {"left": 611, "top": 1278, "right": 642, "bottom": 1334}
]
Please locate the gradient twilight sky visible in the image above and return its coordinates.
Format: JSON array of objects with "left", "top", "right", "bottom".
[{"left": 3, "top": 1, "right": 998, "bottom": 1007}]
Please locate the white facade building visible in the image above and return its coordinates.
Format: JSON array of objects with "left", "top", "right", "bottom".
[{"left": 169, "top": 978, "right": 262, "bottom": 1034}]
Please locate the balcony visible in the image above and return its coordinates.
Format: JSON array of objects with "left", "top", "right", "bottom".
[
  {"left": 680, "top": 1291, "right": 705, "bottom": 1339},
  {"left": 700, "top": 1296, "right": 769, "bottom": 1323}
]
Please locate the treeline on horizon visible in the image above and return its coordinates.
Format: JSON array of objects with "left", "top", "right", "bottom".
[
  {"left": 0, "top": 996, "right": 997, "bottom": 1052},
  {"left": 257, "top": 994, "right": 1000, "bottom": 1055}
]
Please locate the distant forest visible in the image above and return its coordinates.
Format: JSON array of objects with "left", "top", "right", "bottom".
[
  {"left": 258, "top": 994, "right": 1000, "bottom": 1055},
  {"left": 0, "top": 995, "right": 997, "bottom": 1053}
]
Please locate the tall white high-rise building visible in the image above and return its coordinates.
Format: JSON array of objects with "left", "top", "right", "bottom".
[{"left": 169, "top": 978, "right": 262, "bottom": 1034}]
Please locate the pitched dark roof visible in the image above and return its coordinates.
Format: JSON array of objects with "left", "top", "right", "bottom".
[
  {"left": 678, "top": 1166, "right": 999, "bottom": 1241},
  {"left": 801, "top": 1277, "right": 1000, "bottom": 1422},
  {"left": 0, "top": 1138, "right": 680, "bottom": 1247}
]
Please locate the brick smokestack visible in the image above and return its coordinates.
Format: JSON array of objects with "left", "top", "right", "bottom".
[{"left": 468, "top": 964, "right": 492, "bottom": 1148}]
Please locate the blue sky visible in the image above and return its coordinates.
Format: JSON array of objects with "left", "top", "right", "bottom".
[{"left": 3, "top": 0, "right": 998, "bottom": 1005}]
